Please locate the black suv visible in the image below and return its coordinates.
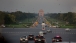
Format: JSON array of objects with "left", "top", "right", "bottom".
[
  {"left": 34, "top": 35, "right": 45, "bottom": 43},
  {"left": 28, "top": 34, "right": 34, "bottom": 40}
]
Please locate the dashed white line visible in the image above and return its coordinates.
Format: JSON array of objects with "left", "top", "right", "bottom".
[
  {"left": 1, "top": 32, "right": 76, "bottom": 34},
  {"left": 52, "top": 32, "right": 76, "bottom": 34},
  {"left": 74, "top": 33, "right": 76, "bottom": 34},
  {"left": 71, "top": 33, "right": 74, "bottom": 34}
]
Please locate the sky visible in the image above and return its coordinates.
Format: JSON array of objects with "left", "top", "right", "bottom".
[{"left": 0, "top": 0, "right": 76, "bottom": 13}]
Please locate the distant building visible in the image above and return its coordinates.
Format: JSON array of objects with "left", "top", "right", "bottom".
[{"left": 39, "top": 9, "right": 44, "bottom": 17}]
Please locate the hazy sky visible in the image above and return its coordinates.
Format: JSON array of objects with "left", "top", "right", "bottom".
[{"left": 0, "top": 0, "right": 76, "bottom": 13}]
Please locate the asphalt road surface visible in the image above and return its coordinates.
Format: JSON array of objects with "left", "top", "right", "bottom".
[{"left": 1, "top": 17, "right": 76, "bottom": 43}]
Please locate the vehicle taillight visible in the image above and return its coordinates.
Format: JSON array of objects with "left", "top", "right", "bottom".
[
  {"left": 35, "top": 39, "right": 37, "bottom": 40},
  {"left": 60, "top": 39, "right": 62, "bottom": 40},
  {"left": 42, "top": 39, "right": 45, "bottom": 40},
  {"left": 52, "top": 39, "right": 55, "bottom": 40},
  {"left": 20, "top": 38, "right": 22, "bottom": 40},
  {"left": 25, "top": 39, "right": 28, "bottom": 40},
  {"left": 34, "top": 39, "right": 37, "bottom": 41}
]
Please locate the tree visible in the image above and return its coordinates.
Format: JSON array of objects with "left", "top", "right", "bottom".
[
  {"left": 8, "top": 14, "right": 16, "bottom": 23},
  {"left": 0, "top": 11, "right": 5, "bottom": 25}
]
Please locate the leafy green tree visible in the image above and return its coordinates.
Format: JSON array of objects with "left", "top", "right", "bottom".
[
  {"left": 0, "top": 11, "right": 5, "bottom": 25},
  {"left": 8, "top": 14, "right": 16, "bottom": 23}
]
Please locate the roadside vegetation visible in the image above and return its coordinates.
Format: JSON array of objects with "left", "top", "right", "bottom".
[
  {"left": 0, "top": 11, "right": 38, "bottom": 28},
  {"left": 45, "top": 12, "right": 76, "bottom": 28}
]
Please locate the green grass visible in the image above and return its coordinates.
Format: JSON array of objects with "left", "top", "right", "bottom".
[
  {"left": 20, "top": 18, "right": 37, "bottom": 23},
  {"left": 5, "top": 18, "right": 37, "bottom": 28},
  {"left": 6, "top": 24, "right": 29, "bottom": 28},
  {"left": 60, "top": 26, "right": 75, "bottom": 28},
  {"left": 45, "top": 16, "right": 75, "bottom": 28}
]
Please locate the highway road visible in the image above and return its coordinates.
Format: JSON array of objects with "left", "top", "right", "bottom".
[{"left": 1, "top": 17, "right": 76, "bottom": 43}]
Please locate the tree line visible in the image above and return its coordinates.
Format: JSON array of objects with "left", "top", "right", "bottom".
[
  {"left": 0, "top": 11, "right": 38, "bottom": 25},
  {"left": 45, "top": 12, "right": 76, "bottom": 25}
]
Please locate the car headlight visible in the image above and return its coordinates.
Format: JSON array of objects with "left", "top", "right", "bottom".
[
  {"left": 20, "top": 39, "right": 22, "bottom": 40},
  {"left": 25, "top": 39, "right": 28, "bottom": 40},
  {"left": 52, "top": 39, "right": 55, "bottom": 40},
  {"left": 35, "top": 39, "right": 38, "bottom": 40}
]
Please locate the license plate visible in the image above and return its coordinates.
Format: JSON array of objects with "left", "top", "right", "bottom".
[
  {"left": 57, "top": 40, "right": 59, "bottom": 41},
  {"left": 30, "top": 37, "right": 32, "bottom": 38},
  {"left": 38, "top": 39, "right": 41, "bottom": 41},
  {"left": 23, "top": 41, "right": 25, "bottom": 42}
]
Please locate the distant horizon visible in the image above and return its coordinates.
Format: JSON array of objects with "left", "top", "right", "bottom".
[
  {"left": 2, "top": 11, "right": 76, "bottom": 14},
  {"left": 0, "top": 10, "right": 75, "bottom": 14}
]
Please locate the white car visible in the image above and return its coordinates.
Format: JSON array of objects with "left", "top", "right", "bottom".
[
  {"left": 39, "top": 31, "right": 44, "bottom": 36},
  {"left": 1, "top": 25, "right": 5, "bottom": 28},
  {"left": 65, "top": 28, "right": 71, "bottom": 31}
]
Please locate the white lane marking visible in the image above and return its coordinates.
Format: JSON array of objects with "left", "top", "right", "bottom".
[
  {"left": 71, "top": 33, "right": 74, "bottom": 34},
  {"left": 27, "top": 32, "right": 28, "bottom": 33},
  {"left": 62, "top": 32, "right": 64, "bottom": 34},
  {"left": 74, "top": 33, "right": 76, "bottom": 34},
  {"left": 10, "top": 32, "right": 12, "bottom": 33},
  {"left": 10, "top": 34, "right": 19, "bottom": 35},
  {"left": 70, "top": 33, "right": 73, "bottom": 34},
  {"left": 1, "top": 32, "right": 76, "bottom": 34},
  {"left": 52, "top": 32, "right": 55, "bottom": 33},
  {"left": 52, "top": 32, "right": 76, "bottom": 34},
  {"left": 17, "top": 32, "right": 20, "bottom": 33},
  {"left": 8, "top": 32, "right": 10, "bottom": 33}
]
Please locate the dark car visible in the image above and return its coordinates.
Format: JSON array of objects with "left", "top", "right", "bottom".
[
  {"left": 0, "top": 33, "right": 7, "bottom": 43},
  {"left": 34, "top": 35, "right": 45, "bottom": 43},
  {"left": 52, "top": 35, "right": 62, "bottom": 42},
  {"left": 28, "top": 34, "right": 34, "bottom": 40},
  {"left": 20, "top": 36, "right": 28, "bottom": 43}
]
